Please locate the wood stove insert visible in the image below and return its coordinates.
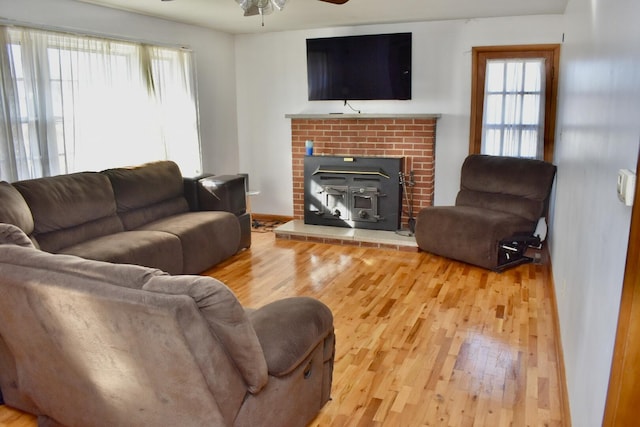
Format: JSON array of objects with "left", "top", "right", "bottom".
[{"left": 304, "top": 156, "right": 403, "bottom": 231}]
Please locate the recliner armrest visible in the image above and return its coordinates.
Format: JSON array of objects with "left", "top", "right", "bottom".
[{"left": 248, "top": 297, "right": 334, "bottom": 377}]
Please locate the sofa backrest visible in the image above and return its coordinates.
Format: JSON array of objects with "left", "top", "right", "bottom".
[
  {"left": 455, "top": 154, "right": 557, "bottom": 221},
  {"left": 102, "top": 160, "right": 190, "bottom": 230},
  {"left": 0, "top": 244, "right": 251, "bottom": 426},
  {"left": 12, "top": 172, "right": 124, "bottom": 252}
]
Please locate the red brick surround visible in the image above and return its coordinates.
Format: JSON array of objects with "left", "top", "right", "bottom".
[{"left": 289, "top": 115, "right": 438, "bottom": 228}]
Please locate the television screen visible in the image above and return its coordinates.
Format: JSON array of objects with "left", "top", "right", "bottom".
[{"left": 306, "top": 33, "right": 412, "bottom": 101}]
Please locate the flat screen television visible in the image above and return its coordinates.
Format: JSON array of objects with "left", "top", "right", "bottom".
[{"left": 306, "top": 33, "right": 412, "bottom": 101}]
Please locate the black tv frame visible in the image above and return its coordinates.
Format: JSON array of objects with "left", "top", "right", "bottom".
[{"left": 306, "top": 32, "right": 412, "bottom": 101}]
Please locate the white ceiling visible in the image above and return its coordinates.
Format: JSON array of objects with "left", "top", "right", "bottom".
[{"left": 74, "top": 0, "right": 568, "bottom": 35}]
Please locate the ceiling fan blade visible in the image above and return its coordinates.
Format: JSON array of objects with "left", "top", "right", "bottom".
[{"left": 318, "top": 0, "right": 349, "bottom": 4}]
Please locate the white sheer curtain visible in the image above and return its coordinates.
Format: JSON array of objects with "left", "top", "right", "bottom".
[
  {"left": 0, "top": 26, "right": 201, "bottom": 182},
  {"left": 0, "top": 27, "right": 58, "bottom": 179},
  {"left": 145, "top": 46, "right": 201, "bottom": 176},
  {"left": 481, "top": 58, "right": 546, "bottom": 160}
]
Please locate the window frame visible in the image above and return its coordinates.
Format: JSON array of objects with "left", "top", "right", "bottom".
[{"left": 469, "top": 44, "right": 560, "bottom": 162}]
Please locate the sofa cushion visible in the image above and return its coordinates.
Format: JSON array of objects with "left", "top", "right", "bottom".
[
  {"left": 59, "top": 230, "right": 184, "bottom": 275},
  {"left": 138, "top": 211, "right": 241, "bottom": 274},
  {"left": 0, "top": 182, "right": 34, "bottom": 234},
  {"left": 0, "top": 223, "right": 35, "bottom": 248},
  {"left": 102, "top": 161, "right": 190, "bottom": 230},
  {"left": 249, "top": 297, "right": 334, "bottom": 377},
  {"left": 12, "top": 172, "right": 124, "bottom": 252},
  {"left": 142, "top": 275, "right": 269, "bottom": 393}
]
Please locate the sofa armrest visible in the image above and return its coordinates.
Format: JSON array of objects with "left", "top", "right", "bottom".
[
  {"left": 248, "top": 297, "right": 334, "bottom": 377},
  {"left": 183, "top": 173, "right": 214, "bottom": 211},
  {"left": 184, "top": 174, "right": 251, "bottom": 251}
]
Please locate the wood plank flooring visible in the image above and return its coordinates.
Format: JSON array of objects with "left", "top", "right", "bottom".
[{"left": 0, "top": 232, "right": 566, "bottom": 426}]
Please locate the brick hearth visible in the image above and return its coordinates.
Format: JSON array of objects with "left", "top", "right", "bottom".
[{"left": 287, "top": 114, "right": 440, "bottom": 229}]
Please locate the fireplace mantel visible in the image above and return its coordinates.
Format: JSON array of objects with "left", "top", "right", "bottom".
[{"left": 285, "top": 113, "right": 441, "bottom": 120}]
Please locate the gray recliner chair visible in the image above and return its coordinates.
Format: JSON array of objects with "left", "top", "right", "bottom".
[{"left": 414, "top": 154, "right": 557, "bottom": 271}]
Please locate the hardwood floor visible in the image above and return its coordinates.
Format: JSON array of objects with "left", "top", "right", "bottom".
[{"left": 0, "top": 232, "right": 567, "bottom": 426}]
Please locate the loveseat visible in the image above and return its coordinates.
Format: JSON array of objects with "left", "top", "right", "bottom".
[
  {"left": 0, "top": 224, "right": 335, "bottom": 426},
  {"left": 0, "top": 160, "right": 251, "bottom": 274}
]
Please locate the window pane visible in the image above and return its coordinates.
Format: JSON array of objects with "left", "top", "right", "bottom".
[
  {"left": 48, "top": 49, "right": 61, "bottom": 80},
  {"left": 9, "top": 44, "right": 23, "bottom": 78},
  {"left": 524, "top": 61, "right": 542, "bottom": 92},
  {"left": 486, "top": 61, "right": 504, "bottom": 92},
  {"left": 505, "top": 62, "right": 523, "bottom": 92},
  {"left": 50, "top": 81, "right": 63, "bottom": 117},
  {"left": 520, "top": 129, "right": 538, "bottom": 158},
  {"left": 503, "top": 128, "right": 520, "bottom": 157},
  {"left": 16, "top": 81, "right": 28, "bottom": 118},
  {"left": 522, "top": 94, "right": 540, "bottom": 125},
  {"left": 483, "top": 129, "right": 502, "bottom": 156},
  {"left": 504, "top": 94, "right": 522, "bottom": 125},
  {"left": 485, "top": 94, "right": 503, "bottom": 124}
]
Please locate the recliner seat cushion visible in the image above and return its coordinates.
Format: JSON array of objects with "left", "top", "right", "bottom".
[{"left": 415, "top": 205, "right": 535, "bottom": 270}]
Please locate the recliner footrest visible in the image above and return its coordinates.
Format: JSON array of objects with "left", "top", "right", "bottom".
[{"left": 496, "top": 234, "right": 541, "bottom": 271}]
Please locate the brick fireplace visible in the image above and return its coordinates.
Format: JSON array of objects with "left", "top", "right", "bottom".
[{"left": 287, "top": 114, "right": 440, "bottom": 229}]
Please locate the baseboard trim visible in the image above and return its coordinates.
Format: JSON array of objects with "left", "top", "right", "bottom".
[{"left": 546, "top": 252, "right": 572, "bottom": 427}]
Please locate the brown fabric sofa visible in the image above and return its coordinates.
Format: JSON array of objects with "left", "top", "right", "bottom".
[
  {"left": 415, "top": 154, "right": 557, "bottom": 270},
  {"left": 0, "top": 225, "right": 335, "bottom": 426},
  {"left": 0, "top": 161, "right": 251, "bottom": 274}
]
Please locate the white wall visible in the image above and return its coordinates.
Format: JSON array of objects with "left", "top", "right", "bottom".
[
  {"left": 234, "top": 16, "right": 564, "bottom": 215},
  {"left": 0, "top": 0, "right": 240, "bottom": 176},
  {"left": 551, "top": 0, "right": 640, "bottom": 424}
]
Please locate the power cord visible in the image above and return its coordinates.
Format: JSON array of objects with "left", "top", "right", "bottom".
[{"left": 344, "top": 100, "right": 361, "bottom": 114}]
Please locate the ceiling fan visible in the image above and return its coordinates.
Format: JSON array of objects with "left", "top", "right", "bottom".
[
  {"left": 162, "top": 0, "right": 349, "bottom": 27},
  {"left": 236, "top": 0, "right": 349, "bottom": 24}
]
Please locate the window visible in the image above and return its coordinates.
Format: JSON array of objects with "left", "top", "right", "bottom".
[
  {"left": 0, "top": 26, "right": 201, "bottom": 182},
  {"left": 469, "top": 45, "right": 560, "bottom": 162}
]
